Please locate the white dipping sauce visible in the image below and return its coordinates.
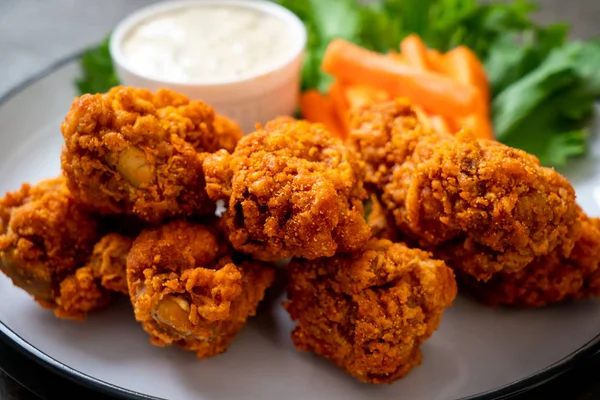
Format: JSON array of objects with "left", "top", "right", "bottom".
[{"left": 121, "top": 5, "right": 294, "bottom": 83}]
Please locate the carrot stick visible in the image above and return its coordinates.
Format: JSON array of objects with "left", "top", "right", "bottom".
[
  {"left": 443, "top": 46, "right": 490, "bottom": 103},
  {"left": 428, "top": 115, "right": 454, "bottom": 135},
  {"left": 426, "top": 49, "right": 444, "bottom": 73},
  {"left": 441, "top": 46, "right": 494, "bottom": 138},
  {"left": 299, "top": 90, "right": 345, "bottom": 139},
  {"left": 345, "top": 85, "right": 391, "bottom": 110},
  {"left": 400, "top": 34, "right": 430, "bottom": 70},
  {"left": 413, "top": 108, "right": 453, "bottom": 136},
  {"left": 388, "top": 52, "right": 408, "bottom": 64},
  {"left": 322, "top": 39, "right": 481, "bottom": 117},
  {"left": 460, "top": 114, "right": 494, "bottom": 140},
  {"left": 412, "top": 106, "right": 431, "bottom": 129},
  {"left": 328, "top": 80, "right": 350, "bottom": 132}
]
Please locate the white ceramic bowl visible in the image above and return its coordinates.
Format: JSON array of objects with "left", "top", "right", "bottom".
[{"left": 109, "top": 0, "right": 307, "bottom": 133}]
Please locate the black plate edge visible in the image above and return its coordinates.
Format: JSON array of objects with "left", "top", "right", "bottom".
[
  {"left": 0, "top": 328, "right": 122, "bottom": 400},
  {"left": 0, "top": 51, "right": 599, "bottom": 400},
  {"left": 0, "top": 322, "right": 161, "bottom": 400},
  {"left": 460, "top": 332, "right": 600, "bottom": 400}
]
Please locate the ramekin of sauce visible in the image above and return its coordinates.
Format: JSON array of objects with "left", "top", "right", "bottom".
[{"left": 110, "top": 0, "right": 307, "bottom": 133}]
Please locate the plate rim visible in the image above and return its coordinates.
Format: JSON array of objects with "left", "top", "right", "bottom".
[{"left": 0, "top": 51, "right": 599, "bottom": 400}]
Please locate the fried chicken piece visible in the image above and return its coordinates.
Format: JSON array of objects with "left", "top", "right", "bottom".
[
  {"left": 459, "top": 215, "right": 600, "bottom": 307},
  {"left": 53, "top": 265, "right": 112, "bottom": 320},
  {"left": 285, "top": 238, "right": 457, "bottom": 384},
  {"left": 347, "top": 99, "right": 427, "bottom": 188},
  {"left": 53, "top": 233, "right": 133, "bottom": 320},
  {"left": 213, "top": 114, "right": 244, "bottom": 150},
  {"left": 86, "top": 233, "right": 132, "bottom": 294},
  {"left": 203, "top": 119, "right": 371, "bottom": 261},
  {"left": 348, "top": 100, "right": 581, "bottom": 281},
  {"left": 262, "top": 116, "right": 298, "bottom": 130},
  {"left": 127, "top": 220, "right": 275, "bottom": 358},
  {"left": 575, "top": 217, "right": 600, "bottom": 298},
  {"left": 364, "top": 192, "right": 403, "bottom": 242},
  {"left": 0, "top": 177, "right": 102, "bottom": 308},
  {"left": 0, "top": 177, "right": 137, "bottom": 320},
  {"left": 61, "top": 86, "right": 241, "bottom": 223}
]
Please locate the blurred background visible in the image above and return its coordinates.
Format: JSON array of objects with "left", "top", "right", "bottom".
[{"left": 1, "top": 0, "right": 600, "bottom": 95}]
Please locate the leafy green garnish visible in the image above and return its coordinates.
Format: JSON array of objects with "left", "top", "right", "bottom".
[
  {"left": 493, "top": 40, "right": 600, "bottom": 166},
  {"left": 428, "top": 0, "right": 538, "bottom": 57},
  {"left": 75, "top": 0, "right": 600, "bottom": 167},
  {"left": 75, "top": 36, "right": 119, "bottom": 95},
  {"left": 274, "top": 0, "right": 600, "bottom": 167},
  {"left": 277, "top": 0, "right": 549, "bottom": 92},
  {"left": 277, "top": 0, "right": 365, "bottom": 92}
]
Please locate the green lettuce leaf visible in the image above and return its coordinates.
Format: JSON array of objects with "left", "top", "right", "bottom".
[
  {"left": 75, "top": 36, "right": 119, "bottom": 95},
  {"left": 494, "top": 40, "right": 600, "bottom": 166}
]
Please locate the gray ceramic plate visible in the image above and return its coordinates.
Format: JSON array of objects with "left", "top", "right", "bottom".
[{"left": 0, "top": 54, "right": 599, "bottom": 400}]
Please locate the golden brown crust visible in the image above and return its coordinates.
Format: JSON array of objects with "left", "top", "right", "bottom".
[
  {"left": 171, "top": 260, "right": 276, "bottom": 359},
  {"left": 213, "top": 114, "right": 244, "bottom": 152},
  {"left": 54, "top": 266, "right": 113, "bottom": 321},
  {"left": 53, "top": 232, "right": 134, "bottom": 320},
  {"left": 0, "top": 177, "right": 101, "bottom": 305},
  {"left": 348, "top": 100, "right": 581, "bottom": 281},
  {"left": 460, "top": 215, "right": 600, "bottom": 307},
  {"left": 203, "top": 119, "right": 371, "bottom": 261},
  {"left": 347, "top": 99, "right": 427, "bottom": 188},
  {"left": 364, "top": 192, "right": 403, "bottom": 242},
  {"left": 60, "top": 86, "right": 241, "bottom": 223},
  {"left": 88, "top": 233, "right": 132, "bottom": 294},
  {"left": 285, "top": 238, "right": 457, "bottom": 384},
  {"left": 573, "top": 217, "right": 600, "bottom": 298},
  {"left": 127, "top": 220, "right": 275, "bottom": 358},
  {"left": 0, "top": 177, "right": 141, "bottom": 320}
]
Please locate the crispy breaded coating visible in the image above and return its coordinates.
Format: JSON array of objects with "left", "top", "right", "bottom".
[
  {"left": 60, "top": 86, "right": 241, "bottom": 223},
  {"left": 348, "top": 100, "right": 581, "bottom": 281},
  {"left": 364, "top": 192, "right": 403, "bottom": 242},
  {"left": 127, "top": 220, "right": 275, "bottom": 358},
  {"left": 213, "top": 114, "right": 244, "bottom": 151},
  {"left": 285, "top": 238, "right": 457, "bottom": 384},
  {"left": 203, "top": 119, "right": 371, "bottom": 261},
  {"left": 347, "top": 99, "right": 428, "bottom": 187},
  {"left": 0, "top": 177, "right": 137, "bottom": 320},
  {"left": 0, "top": 177, "right": 101, "bottom": 307},
  {"left": 53, "top": 266, "right": 112, "bottom": 320},
  {"left": 87, "top": 233, "right": 132, "bottom": 294},
  {"left": 261, "top": 116, "right": 299, "bottom": 130},
  {"left": 52, "top": 232, "right": 133, "bottom": 320},
  {"left": 574, "top": 217, "right": 600, "bottom": 298},
  {"left": 460, "top": 215, "right": 600, "bottom": 307},
  {"left": 172, "top": 260, "right": 276, "bottom": 358}
]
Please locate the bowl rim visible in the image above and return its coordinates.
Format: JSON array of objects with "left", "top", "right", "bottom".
[
  {"left": 109, "top": 0, "right": 307, "bottom": 87},
  {"left": 0, "top": 51, "right": 599, "bottom": 400}
]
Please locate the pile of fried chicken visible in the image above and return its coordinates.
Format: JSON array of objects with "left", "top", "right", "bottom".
[{"left": 0, "top": 88, "right": 598, "bottom": 385}]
